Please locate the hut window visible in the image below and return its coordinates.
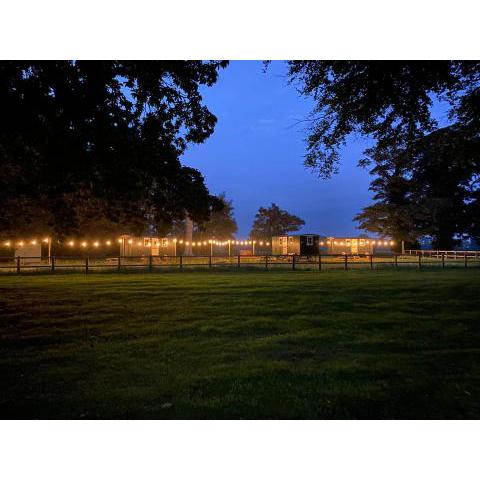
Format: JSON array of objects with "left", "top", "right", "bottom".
[
  {"left": 162, "top": 238, "right": 168, "bottom": 247},
  {"left": 144, "top": 238, "right": 150, "bottom": 246},
  {"left": 306, "top": 236, "right": 313, "bottom": 246}
]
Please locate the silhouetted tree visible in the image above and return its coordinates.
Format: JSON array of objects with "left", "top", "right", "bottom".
[
  {"left": 287, "top": 61, "right": 480, "bottom": 177},
  {"left": 195, "top": 193, "right": 238, "bottom": 240},
  {"left": 250, "top": 203, "right": 304, "bottom": 239},
  {"left": 0, "top": 60, "right": 228, "bottom": 237},
  {"left": 355, "top": 126, "right": 480, "bottom": 248}
]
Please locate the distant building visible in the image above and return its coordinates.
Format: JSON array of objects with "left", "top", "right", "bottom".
[
  {"left": 323, "top": 237, "right": 395, "bottom": 255},
  {"left": 272, "top": 234, "right": 320, "bottom": 255},
  {"left": 119, "top": 235, "right": 177, "bottom": 256},
  {"left": 272, "top": 234, "right": 396, "bottom": 255}
]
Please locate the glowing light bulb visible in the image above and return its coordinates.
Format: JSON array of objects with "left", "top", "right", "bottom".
[
  {"left": 43, "top": 238, "right": 49, "bottom": 243},
  {"left": 68, "top": 241, "right": 74, "bottom": 247},
  {"left": 118, "top": 239, "right": 123, "bottom": 243},
  {"left": 106, "top": 240, "right": 111, "bottom": 246},
  {"left": 128, "top": 239, "right": 133, "bottom": 244},
  {"left": 18, "top": 241, "right": 24, "bottom": 247},
  {"left": 31, "top": 240, "right": 37, "bottom": 245},
  {"left": 4, "top": 241, "right": 10, "bottom": 247},
  {"left": 81, "top": 242, "right": 87, "bottom": 248},
  {"left": 93, "top": 241, "right": 99, "bottom": 247}
]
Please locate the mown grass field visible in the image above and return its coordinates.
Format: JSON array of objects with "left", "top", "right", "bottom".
[{"left": 1, "top": 269, "right": 479, "bottom": 419}]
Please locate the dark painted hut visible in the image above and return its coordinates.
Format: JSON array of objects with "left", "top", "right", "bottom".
[{"left": 271, "top": 234, "right": 321, "bottom": 256}]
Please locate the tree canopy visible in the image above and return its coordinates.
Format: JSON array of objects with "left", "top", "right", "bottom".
[
  {"left": 287, "top": 61, "right": 480, "bottom": 248},
  {"left": 0, "top": 60, "right": 228, "bottom": 238},
  {"left": 250, "top": 203, "right": 304, "bottom": 239},
  {"left": 195, "top": 193, "right": 238, "bottom": 240},
  {"left": 287, "top": 61, "right": 480, "bottom": 178},
  {"left": 355, "top": 125, "right": 480, "bottom": 248}
]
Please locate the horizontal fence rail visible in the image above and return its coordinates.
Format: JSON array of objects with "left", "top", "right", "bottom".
[
  {"left": 0, "top": 253, "right": 479, "bottom": 275},
  {"left": 405, "top": 249, "right": 480, "bottom": 259}
]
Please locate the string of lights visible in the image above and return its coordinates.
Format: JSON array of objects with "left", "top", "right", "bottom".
[
  {"left": 1, "top": 237, "right": 394, "bottom": 248},
  {"left": 1, "top": 237, "right": 272, "bottom": 248}
]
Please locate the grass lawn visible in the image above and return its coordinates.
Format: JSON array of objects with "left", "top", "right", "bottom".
[{"left": 1, "top": 269, "right": 479, "bottom": 419}]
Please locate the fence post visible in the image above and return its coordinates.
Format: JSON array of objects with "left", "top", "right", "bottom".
[
  {"left": 237, "top": 254, "right": 241, "bottom": 269},
  {"left": 442, "top": 253, "right": 445, "bottom": 269},
  {"left": 149, "top": 255, "right": 153, "bottom": 273},
  {"left": 318, "top": 254, "right": 322, "bottom": 271},
  {"left": 179, "top": 255, "right": 183, "bottom": 269},
  {"left": 370, "top": 254, "right": 373, "bottom": 270},
  {"left": 265, "top": 255, "right": 269, "bottom": 270},
  {"left": 85, "top": 257, "right": 89, "bottom": 274},
  {"left": 465, "top": 253, "right": 468, "bottom": 268},
  {"left": 344, "top": 254, "right": 348, "bottom": 271},
  {"left": 418, "top": 253, "right": 421, "bottom": 269},
  {"left": 51, "top": 255, "right": 55, "bottom": 273},
  {"left": 16, "top": 256, "right": 20, "bottom": 274},
  {"left": 118, "top": 256, "right": 121, "bottom": 272},
  {"left": 209, "top": 255, "right": 212, "bottom": 269},
  {"left": 292, "top": 254, "right": 296, "bottom": 270},
  {"left": 394, "top": 254, "right": 398, "bottom": 268}
]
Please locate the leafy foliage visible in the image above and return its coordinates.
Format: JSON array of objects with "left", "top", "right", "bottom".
[
  {"left": 195, "top": 193, "right": 238, "bottom": 240},
  {"left": 250, "top": 203, "right": 304, "bottom": 239},
  {"left": 355, "top": 126, "right": 480, "bottom": 248},
  {"left": 287, "top": 60, "right": 480, "bottom": 178},
  {"left": 0, "top": 60, "right": 228, "bottom": 237},
  {"left": 287, "top": 61, "right": 480, "bottom": 247}
]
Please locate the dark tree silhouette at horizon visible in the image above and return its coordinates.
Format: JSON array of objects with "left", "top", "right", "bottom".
[{"left": 250, "top": 203, "right": 305, "bottom": 240}]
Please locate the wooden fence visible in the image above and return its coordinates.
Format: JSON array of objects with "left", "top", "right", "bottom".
[
  {"left": 405, "top": 249, "right": 480, "bottom": 259},
  {"left": 1, "top": 253, "right": 479, "bottom": 274}
]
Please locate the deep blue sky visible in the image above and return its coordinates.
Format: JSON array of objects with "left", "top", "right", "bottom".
[{"left": 182, "top": 61, "right": 449, "bottom": 238}]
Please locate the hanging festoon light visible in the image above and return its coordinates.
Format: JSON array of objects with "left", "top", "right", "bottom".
[{"left": 81, "top": 241, "right": 87, "bottom": 248}]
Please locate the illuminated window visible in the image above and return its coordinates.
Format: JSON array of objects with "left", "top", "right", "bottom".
[
  {"left": 144, "top": 238, "right": 151, "bottom": 246},
  {"left": 306, "top": 236, "right": 313, "bottom": 246}
]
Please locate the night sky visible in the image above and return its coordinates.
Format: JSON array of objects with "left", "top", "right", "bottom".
[{"left": 182, "top": 60, "right": 450, "bottom": 238}]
